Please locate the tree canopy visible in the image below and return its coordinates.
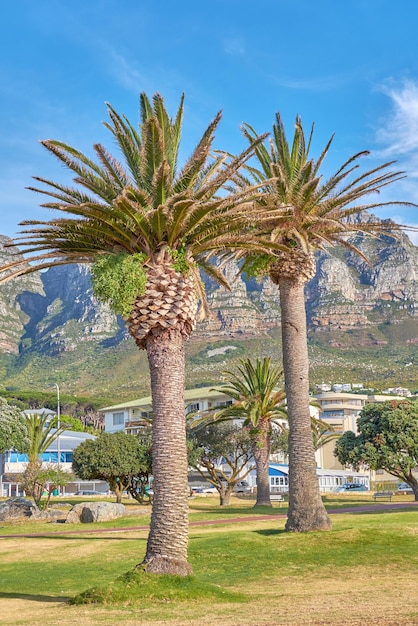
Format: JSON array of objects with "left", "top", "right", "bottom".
[
  {"left": 187, "top": 422, "right": 253, "bottom": 506},
  {"left": 334, "top": 400, "right": 418, "bottom": 500},
  {"left": 0, "top": 397, "right": 29, "bottom": 453},
  {"left": 72, "top": 430, "right": 152, "bottom": 503}
]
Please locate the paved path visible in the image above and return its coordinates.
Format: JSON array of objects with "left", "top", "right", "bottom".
[{"left": 0, "top": 501, "right": 416, "bottom": 539}]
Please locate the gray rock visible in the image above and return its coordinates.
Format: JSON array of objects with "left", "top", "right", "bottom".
[
  {"left": 65, "top": 501, "right": 125, "bottom": 524},
  {"left": 0, "top": 497, "right": 40, "bottom": 521}
]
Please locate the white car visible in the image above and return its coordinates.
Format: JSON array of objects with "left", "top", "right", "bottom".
[{"left": 397, "top": 482, "right": 413, "bottom": 494}]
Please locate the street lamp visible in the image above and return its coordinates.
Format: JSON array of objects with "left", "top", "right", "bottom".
[{"left": 53, "top": 383, "right": 61, "bottom": 470}]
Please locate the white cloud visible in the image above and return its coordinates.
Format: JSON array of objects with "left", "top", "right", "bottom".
[
  {"left": 375, "top": 80, "right": 418, "bottom": 161},
  {"left": 105, "top": 49, "right": 151, "bottom": 94},
  {"left": 223, "top": 37, "right": 246, "bottom": 56},
  {"left": 403, "top": 226, "right": 418, "bottom": 246}
]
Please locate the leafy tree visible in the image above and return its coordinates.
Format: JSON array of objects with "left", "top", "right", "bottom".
[
  {"left": 209, "top": 358, "right": 286, "bottom": 507},
  {"left": 72, "top": 431, "right": 152, "bottom": 504},
  {"left": 0, "top": 397, "right": 29, "bottom": 453},
  {"left": 0, "top": 93, "right": 272, "bottom": 575},
  {"left": 50, "top": 414, "right": 88, "bottom": 433},
  {"left": 21, "top": 465, "right": 74, "bottom": 508},
  {"left": 238, "top": 113, "right": 413, "bottom": 532},
  {"left": 187, "top": 422, "right": 253, "bottom": 506},
  {"left": 334, "top": 400, "right": 418, "bottom": 500}
]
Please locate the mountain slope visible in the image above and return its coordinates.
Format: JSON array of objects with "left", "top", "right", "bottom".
[{"left": 0, "top": 223, "right": 417, "bottom": 399}]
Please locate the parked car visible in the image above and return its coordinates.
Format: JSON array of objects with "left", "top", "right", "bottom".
[
  {"left": 397, "top": 482, "right": 413, "bottom": 494},
  {"left": 191, "top": 485, "right": 217, "bottom": 494},
  {"left": 335, "top": 483, "right": 368, "bottom": 493},
  {"left": 75, "top": 490, "right": 102, "bottom": 496},
  {"left": 233, "top": 480, "right": 252, "bottom": 493}
]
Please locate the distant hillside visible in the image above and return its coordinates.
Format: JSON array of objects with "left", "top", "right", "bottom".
[{"left": 0, "top": 218, "right": 418, "bottom": 400}]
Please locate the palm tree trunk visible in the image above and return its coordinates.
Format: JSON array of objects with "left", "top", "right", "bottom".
[
  {"left": 140, "top": 328, "right": 192, "bottom": 575},
  {"left": 252, "top": 420, "right": 272, "bottom": 507},
  {"left": 279, "top": 278, "right": 331, "bottom": 532}
]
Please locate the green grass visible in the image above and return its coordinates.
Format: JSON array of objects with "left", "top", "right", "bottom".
[
  {"left": 0, "top": 500, "right": 415, "bottom": 595},
  {"left": 0, "top": 503, "right": 417, "bottom": 624}
]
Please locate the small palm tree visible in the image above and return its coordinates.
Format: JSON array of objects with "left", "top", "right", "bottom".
[
  {"left": 24, "top": 412, "right": 66, "bottom": 463},
  {"left": 240, "top": 112, "right": 414, "bottom": 532},
  {"left": 0, "top": 93, "right": 273, "bottom": 575},
  {"left": 22, "top": 412, "right": 67, "bottom": 502},
  {"left": 209, "top": 357, "right": 287, "bottom": 506}
]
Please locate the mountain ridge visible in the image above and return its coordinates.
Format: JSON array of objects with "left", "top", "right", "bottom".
[{"left": 0, "top": 223, "right": 417, "bottom": 399}]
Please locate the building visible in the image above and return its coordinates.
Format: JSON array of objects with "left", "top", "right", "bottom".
[
  {"left": 102, "top": 386, "right": 235, "bottom": 434},
  {"left": 0, "top": 429, "right": 102, "bottom": 497},
  {"left": 265, "top": 464, "right": 370, "bottom": 493},
  {"left": 313, "top": 390, "right": 411, "bottom": 484},
  {"left": 101, "top": 387, "right": 415, "bottom": 490}
]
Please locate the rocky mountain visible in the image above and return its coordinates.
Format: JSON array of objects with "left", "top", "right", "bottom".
[{"left": 0, "top": 221, "right": 417, "bottom": 398}]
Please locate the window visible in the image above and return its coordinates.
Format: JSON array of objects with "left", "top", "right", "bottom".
[
  {"left": 8, "top": 452, "right": 29, "bottom": 462},
  {"left": 186, "top": 403, "right": 200, "bottom": 414},
  {"left": 40, "top": 452, "right": 69, "bottom": 463},
  {"left": 112, "top": 412, "right": 125, "bottom": 426}
]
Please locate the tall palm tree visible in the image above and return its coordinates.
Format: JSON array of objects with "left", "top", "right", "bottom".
[
  {"left": 0, "top": 93, "right": 274, "bottom": 575},
  {"left": 209, "top": 357, "right": 286, "bottom": 506},
  {"left": 239, "top": 113, "right": 414, "bottom": 532}
]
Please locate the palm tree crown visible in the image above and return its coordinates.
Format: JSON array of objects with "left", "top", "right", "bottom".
[
  {"left": 2, "top": 94, "right": 271, "bottom": 317},
  {"left": 240, "top": 113, "right": 415, "bottom": 282},
  {"left": 211, "top": 357, "right": 286, "bottom": 427},
  {"left": 23, "top": 412, "right": 66, "bottom": 463}
]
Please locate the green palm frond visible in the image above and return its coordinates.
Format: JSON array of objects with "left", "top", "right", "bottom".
[
  {"left": 240, "top": 112, "right": 417, "bottom": 263},
  {"left": 0, "top": 92, "right": 273, "bottom": 301},
  {"left": 24, "top": 413, "right": 67, "bottom": 463},
  {"left": 198, "top": 357, "right": 287, "bottom": 429}
]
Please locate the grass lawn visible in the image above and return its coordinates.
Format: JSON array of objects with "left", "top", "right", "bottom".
[{"left": 0, "top": 496, "right": 416, "bottom": 625}]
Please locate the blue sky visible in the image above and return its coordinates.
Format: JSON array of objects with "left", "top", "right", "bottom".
[{"left": 2, "top": 0, "right": 418, "bottom": 241}]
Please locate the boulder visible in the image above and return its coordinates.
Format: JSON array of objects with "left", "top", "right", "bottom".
[
  {"left": 0, "top": 497, "right": 40, "bottom": 521},
  {"left": 65, "top": 501, "right": 126, "bottom": 524}
]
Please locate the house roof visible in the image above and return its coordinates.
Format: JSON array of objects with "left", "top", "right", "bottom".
[{"left": 44, "top": 430, "right": 96, "bottom": 451}]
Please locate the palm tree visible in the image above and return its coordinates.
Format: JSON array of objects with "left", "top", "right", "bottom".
[
  {"left": 239, "top": 113, "right": 414, "bottom": 532},
  {"left": 22, "top": 412, "right": 67, "bottom": 502},
  {"left": 0, "top": 93, "right": 274, "bottom": 575},
  {"left": 209, "top": 357, "right": 287, "bottom": 506},
  {"left": 24, "top": 412, "right": 66, "bottom": 463}
]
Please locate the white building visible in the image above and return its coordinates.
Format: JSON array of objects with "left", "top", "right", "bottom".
[
  {"left": 0, "top": 429, "right": 100, "bottom": 497},
  {"left": 102, "top": 386, "right": 236, "bottom": 434}
]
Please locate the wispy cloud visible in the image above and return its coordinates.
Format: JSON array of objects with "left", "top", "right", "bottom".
[
  {"left": 375, "top": 80, "right": 418, "bottom": 163},
  {"left": 104, "top": 48, "right": 152, "bottom": 94},
  {"left": 223, "top": 37, "right": 246, "bottom": 56}
]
